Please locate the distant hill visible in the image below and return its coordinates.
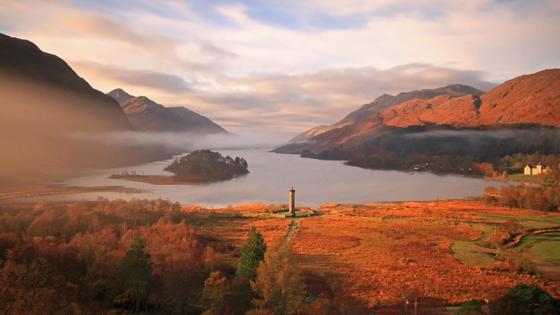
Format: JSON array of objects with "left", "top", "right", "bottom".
[
  {"left": 286, "top": 84, "right": 483, "bottom": 145},
  {"left": 274, "top": 69, "right": 560, "bottom": 174},
  {"left": 276, "top": 84, "right": 485, "bottom": 152},
  {"left": 382, "top": 69, "right": 560, "bottom": 128},
  {"left": 276, "top": 70, "right": 560, "bottom": 153},
  {"left": 108, "top": 88, "right": 228, "bottom": 134},
  {"left": 0, "top": 33, "right": 165, "bottom": 184},
  {"left": 0, "top": 33, "right": 131, "bottom": 133}
]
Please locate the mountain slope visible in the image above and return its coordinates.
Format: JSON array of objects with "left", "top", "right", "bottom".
[
  {"left": 275, "top": 69, "right": 560, "bottom": 156},
  {"left": 478, "top": 69, "right": 560, "bottom": 127},
  {"left": 108, "top": 88, "right": 134, "bottom": 105},
  {"left": 339, "top": 84, "right": 484, "bottom": 126},
  {"left": 288, "top": 84, "right": 483, "bottom": 144},
  {"left": 108, "top": 89, "right": 228, "bottom": 134},
  {"left": 0, "top": 33, "right": 157, "bottom": 184},
  {"left": 0, "top": 33, "right": 130, "bottom": 132},
  {"left": 381, "top": 69, "right": 560, "bottom": 129}
]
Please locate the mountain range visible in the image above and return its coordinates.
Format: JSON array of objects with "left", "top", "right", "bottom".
[
  {"left": 108, "top": 88, "right": 227, "bottom": 134},
  {"left": 0, "top": 33, "right": 138, "bottom": 184},
  {"left": 275, "top": 69, "right": 560, "bottom": 157},
  {"left": 0, "top": 33, "right": 226, "bottom": 185},
  {"left": 2, "top": 30, "right": 560, "bottom": 182}
]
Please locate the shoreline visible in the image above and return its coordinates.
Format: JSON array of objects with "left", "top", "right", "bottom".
[
  {"left": 0, "top": 184, "right": 144, "bottom": 203},
  {"left": 108, "top": 173, "right": 249, "bottom": 185}
]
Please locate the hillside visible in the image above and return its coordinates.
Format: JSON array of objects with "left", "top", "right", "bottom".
[
  {"left": 288, "top": 84, "right": 483, "bottom": 144},
  {"left": 0, "top": 33, "right": 163, "bottom": 184},
  {"left": 108, "top": 88, "right": 228, "bottom": 134},
  {"left": 277, "top": 70, "right": 559, "bottom": 151},
  {"left": 274, "top": 69, "right": 560, "bottom": 174},
  {"left": 0, "top": 33, "right": 131, "bottom": 133},
  {"left": 382, "top": 69, "right": 560, "bottom": 128}
]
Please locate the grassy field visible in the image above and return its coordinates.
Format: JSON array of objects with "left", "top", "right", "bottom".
[
  {"left": 475, "top": 213, "right": 560, "bottom": 229},
  {"left": 517, "top": 232, "right": 560, "bottom": 265},
  {"left": 507, "top": 173, "right": 558, "bottom": 186},
  {"left": 188, "top": 200, "right": 560, "bottom": 312},
  {"left": 507, "top": 173, "right": 546, "bottom": 184},
  {"left": 451, "top": 241, "right": 496, "bottom": 265},
  {"left": 453, "top": 213, "right": 560, "bottom": 277}
]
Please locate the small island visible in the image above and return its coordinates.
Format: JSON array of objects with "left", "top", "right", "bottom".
[{"left": 109, "top": 150, "right": 249, "bottom": 184}]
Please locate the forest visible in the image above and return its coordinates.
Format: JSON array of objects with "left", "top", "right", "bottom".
[
  {"left": 483, "top": 185, "right": 560, "bottom": 211},
  {"left": 1, "top": 199, "right": 558, "bottom": 314},
  {"left": 0, "top": 199, "right": 304, "bottom": 314}
]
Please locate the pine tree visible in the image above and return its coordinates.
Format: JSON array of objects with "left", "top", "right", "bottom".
[
  {"left": 236, "top": 227, "right": 266, "bottom": 280},
  {"left": 121, "top": 237, "right": 152, "bottom": 313},
  {"left": 233, "top": 227, "right": 267, "bottom": 314}
]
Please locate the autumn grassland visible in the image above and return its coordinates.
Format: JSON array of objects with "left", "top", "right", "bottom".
[{"left": 189, "top": 201, "right": 560, "bottom": 312}]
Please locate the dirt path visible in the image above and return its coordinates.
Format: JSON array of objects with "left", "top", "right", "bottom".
[{"left": 285, "top": 220, "right": 299, "bottom": 241}]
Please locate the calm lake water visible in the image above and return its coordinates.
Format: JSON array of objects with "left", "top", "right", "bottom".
[{"left": 44, "top": 149, "right": 499, "bottom": 207}]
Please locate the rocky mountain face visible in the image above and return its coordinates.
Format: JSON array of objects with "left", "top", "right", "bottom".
[
  {"left": 381, "top": 70, "right": 560, "bottom": 129},
  {"left": 108, "top": 89, "right": 227, "bottom": 134},
  {"left": 288, "top": 84, "right": 483, "bottom": 145},
  {"left": 274, "top": 69, "right": 560, "bottom": 160}
]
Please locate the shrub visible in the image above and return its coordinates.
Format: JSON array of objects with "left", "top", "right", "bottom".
[
  {"left": 483, "top": 185, "right": 560, "bottom": 211},
  {"left": 489, "top": 284, "right": 560, "bottom": 315}
]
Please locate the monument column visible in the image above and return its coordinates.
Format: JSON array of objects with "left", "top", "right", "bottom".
[{"left": 289, "top": 187, "right": 296, "bottom": 217}]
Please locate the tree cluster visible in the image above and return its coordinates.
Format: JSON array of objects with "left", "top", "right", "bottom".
[
  {"left": 483, "top": 185, "right": 560, "bottom": 211},
  {"left": 457, "top": 284, "right": 560, "bottom": 315},
  {"left": 302, "top": 126, "right": 560, "bottom": 177},
  {"left": 0, "top": 199, "right": 214, "bottom": 314},
  {"left": 0, "top": 200, "right": 313, "bottom": 314},
  {"left": 165, "top": 150, "right": 249, "bottom": 182}
]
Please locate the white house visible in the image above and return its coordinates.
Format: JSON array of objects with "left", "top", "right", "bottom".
[{"left": 524, "top": 164, "right": 552, "bottom": 175}]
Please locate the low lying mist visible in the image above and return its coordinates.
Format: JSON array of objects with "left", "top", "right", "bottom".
[
  {"left": 72, "top": 131, "right": 288, "bottom": 153},
  {"left": 371, "top": 126, "right": 560, "bottom": 159},
  {"left": 401, "top": 128, "right": 537, "bottom": 139},
  {"left": 0, "top": 75, "right": 289, "bottom": 186}
]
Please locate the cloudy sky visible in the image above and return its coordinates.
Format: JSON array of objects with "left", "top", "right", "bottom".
[{"left": 1, "top": 0, "right": 559, "bottom": 138}]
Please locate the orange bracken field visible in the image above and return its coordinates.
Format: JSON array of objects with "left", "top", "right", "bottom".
[{"left": 188, "top": 200, "right": 560, "bottom": 312}]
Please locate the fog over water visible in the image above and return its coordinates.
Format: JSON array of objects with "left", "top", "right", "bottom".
[{"left": 41, "top": 149, "right": 500, "bottom": 207}]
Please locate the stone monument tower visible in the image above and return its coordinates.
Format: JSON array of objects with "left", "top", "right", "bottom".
[{"left": 289, "top": 186, "right": 296, "bottom": 217}]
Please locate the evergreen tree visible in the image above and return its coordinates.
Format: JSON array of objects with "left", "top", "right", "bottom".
[
  {"left": 251, "top": 239, "right": 306, "bottom": 315},
  {"left": 232, "top": 227, "right": 266, "bottom": 315},
  {"left": 236, "top": 227, "right": 266, "bottom": 280},
  {"left": 121, "top": 237, "right": 152, "bottom": 313}
]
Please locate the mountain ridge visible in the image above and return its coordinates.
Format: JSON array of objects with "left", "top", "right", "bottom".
[
  {"left": 0, "top": 33, "right": 169, "bottom": 184},
  {"left": 108, "top": 89, "right": 228, "bottom": 134},
  {"left": 275, "top": 69, "right": 560, "bottom": 155},
  {"left": 0, "top": 33, "right": 131, "bottom": 131},
  {"left": 289, "top": 84, "right": 484, "bottom": 144}
]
